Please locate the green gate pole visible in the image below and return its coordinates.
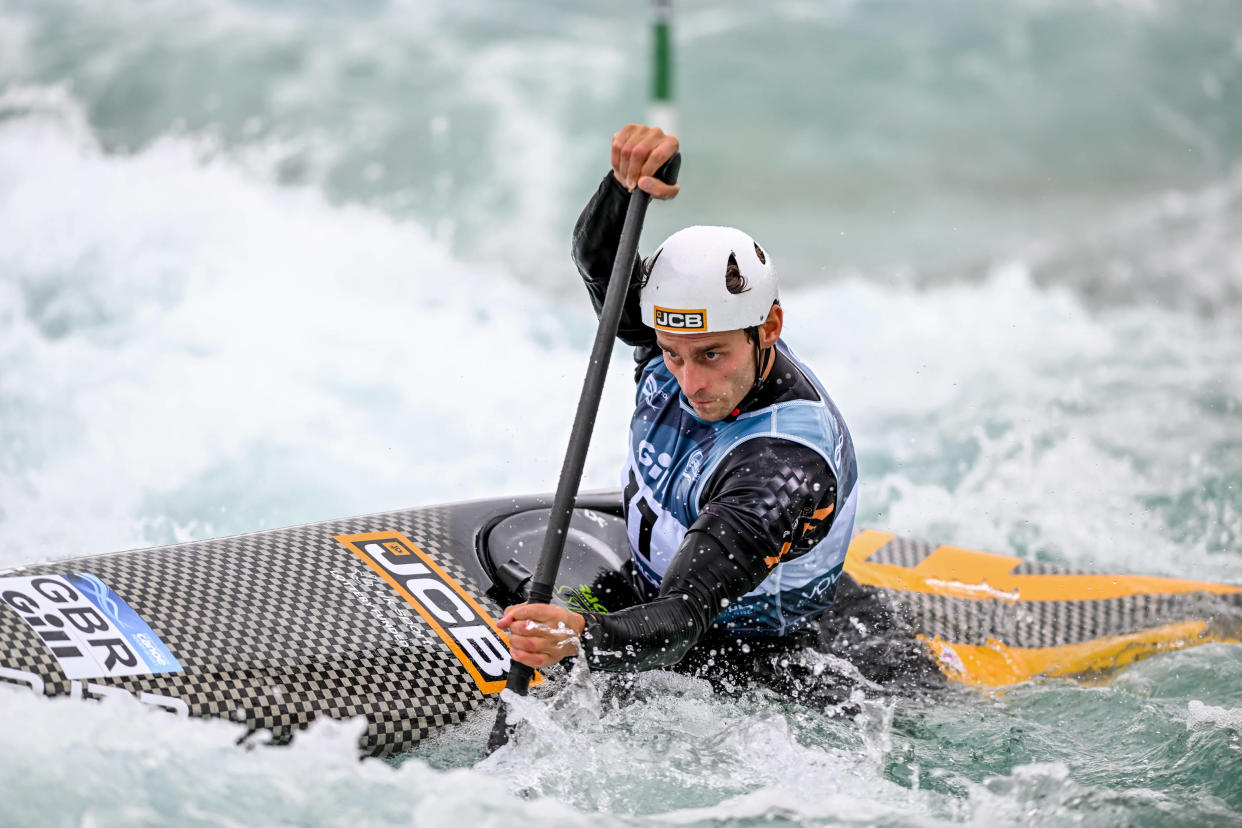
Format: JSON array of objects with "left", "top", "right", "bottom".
[{"left": 649, "top": 0, "right": 675, "bottom": 133}]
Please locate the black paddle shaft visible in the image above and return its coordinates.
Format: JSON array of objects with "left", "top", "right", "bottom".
[{"left": 487, "top": 154, "right": 680, "bottom": 752}]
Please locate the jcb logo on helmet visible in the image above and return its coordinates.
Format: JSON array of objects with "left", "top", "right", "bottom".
[{"left": 653, "top": 306, "right": 707, "bottom": 332}]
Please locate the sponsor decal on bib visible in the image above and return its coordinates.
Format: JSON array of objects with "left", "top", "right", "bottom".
[
  {"left": 335, "top": 531, "right": 533, "bottom": 694},
  {"left": 652, "top": 306, "right": 707, "bottom": 332},
  {"left": 0, "top": 573, "right": 182, "bottom": 680}
]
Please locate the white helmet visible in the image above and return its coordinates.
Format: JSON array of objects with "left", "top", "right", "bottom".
[{"left": 639, "top": 226, "right": 778, "bottom": 334}]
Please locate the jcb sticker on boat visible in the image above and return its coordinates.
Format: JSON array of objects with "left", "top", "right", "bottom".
[{"left": 335, "top": 531, "right": 532, "bottom": 694}]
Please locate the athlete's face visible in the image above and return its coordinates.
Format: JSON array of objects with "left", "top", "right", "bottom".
[
  {"left": 656, "top": 330, "right": 758, "bottom": 422},
  {"left": 655, "top": 304, "right": 783, "bottom": 422}
]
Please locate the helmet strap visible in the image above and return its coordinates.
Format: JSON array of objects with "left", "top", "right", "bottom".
[
  {"left": 724, "top": 340, "right": 774, "bottom": 422},
  {"left": 747, "top": 326, "right": 773, "bottom": 391},
  {"left": 754, "top": 340, "right": 774, "bottom": 390},
  {"left": 723, "top": 327, "right": 775, "bottom": 422}
]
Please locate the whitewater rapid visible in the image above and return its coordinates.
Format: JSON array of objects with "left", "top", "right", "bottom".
[{"left": 3, "top": 1, "right": 1242, "bottom": 824}]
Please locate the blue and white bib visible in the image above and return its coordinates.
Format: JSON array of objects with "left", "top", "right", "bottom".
[{"left": 621, "top": 340, "right": 858, "bottom": 637}]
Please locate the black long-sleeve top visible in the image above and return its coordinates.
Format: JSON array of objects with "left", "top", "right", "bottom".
[{"left": 571, "top": 172, "right": 841, "bottom": 671}]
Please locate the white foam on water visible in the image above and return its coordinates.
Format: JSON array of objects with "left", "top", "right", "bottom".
[
  {"left": 784, "top": 263, "right": 1242, "bottom": 580},
  {"left": 1017, "top": 165, "right": 1242, "bottom": 315},
  {"left": 0, "top": 89, "right": 636, "bottom": 564},
  {"left": 654, "top": 787, "right": 924, "bottom": 826},
  {"left": 0, "top": 685, "right": 609, "bottom": 828},
  {"left": 2, "top": 88, "right": 1241, "bottom": 828},
  {"left": 1187, "top": 699, "right": 1242, "bottom": 733},
  {"left": 961, "top": 761, "right": 1170, "bottom": 826},
  {"left": 2, "top": 2, "right": 1242, "bottom": 820},
  {"left": 475, "top": 669, "right": 954, "bottom": 824}
]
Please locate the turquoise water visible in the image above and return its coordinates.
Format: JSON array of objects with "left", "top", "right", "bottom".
[{"left": 2, "top": 1, "right": 1242, "bottom": 825}]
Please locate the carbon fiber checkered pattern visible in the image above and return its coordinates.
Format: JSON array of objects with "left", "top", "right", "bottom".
[
  {"left": 864, "top": 537, "right": 1242, "bottom": 648},
  {"left": 7, "top": 502, "right": 1240, "bottom": 747},
  {"left": 1009, "top": 559, "right": 1093, "bottom": 576},
  {"left": 0, "top": 504, "right": 498, "bottom": 757},
  {"left": 868, "top": 536, "right": 934, "bottom": 569}
]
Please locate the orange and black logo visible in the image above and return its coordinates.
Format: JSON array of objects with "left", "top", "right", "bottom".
[
  {"left": 335, "top": 531, "right": 532, "bottom": 694},
  {"left": 653, "top": 306, "right": 707, "bottom": 332}
]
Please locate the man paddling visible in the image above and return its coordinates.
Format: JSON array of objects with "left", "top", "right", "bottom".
[{"left": 499, "top": 124, "right": 858, "bottom": 677}]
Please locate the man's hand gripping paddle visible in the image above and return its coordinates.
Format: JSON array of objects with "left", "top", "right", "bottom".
[{"left": 486, "top": 153, "right": 681, "bottom": 753}]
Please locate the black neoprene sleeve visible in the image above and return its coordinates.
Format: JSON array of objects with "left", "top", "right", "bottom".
[
  {"left": 579, "top": 440, "right": 839, "bottom": 671},
  {"left": 571, "top": 172, "right": 659, "bottom": 364},
  {"left": 580, "top": 517, "right": 770, "bottom": 671}
]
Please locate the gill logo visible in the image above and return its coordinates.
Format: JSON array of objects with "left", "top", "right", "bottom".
[
  {"left": 653, "top": 306, "right": 707, "bottom": 331},
  {"left": 335, "top": 531, "right": 537, "bottom": 694},
  {"left": 638, "top": 440, "right": 672, "bottom": 486}
]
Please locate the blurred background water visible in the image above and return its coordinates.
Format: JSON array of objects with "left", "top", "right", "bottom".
[{"left": 1, "top": 1, "right": 1241, "bottom": 825}]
